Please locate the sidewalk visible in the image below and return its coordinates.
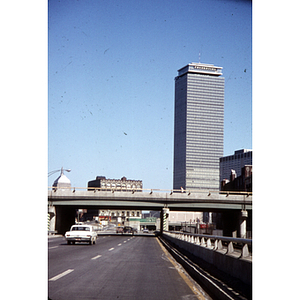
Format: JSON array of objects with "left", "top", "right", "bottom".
[{"left": 48, "top": 234, "right": 63, "bottom": 239}]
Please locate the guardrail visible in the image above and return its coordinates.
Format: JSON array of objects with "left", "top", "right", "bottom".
[
  {"left": 163, "top": 231, "right": 252, "bottom": 259},
  {"left": 48, "top": 230, "right": 57, "bottom": 235},
  {"left": 48, "top": 186, "right": 252, "bottom": 197}
]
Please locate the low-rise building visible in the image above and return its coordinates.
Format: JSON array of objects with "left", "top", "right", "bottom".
[
  {"left": 220, "top": 149, "right": 252, "bottom": 188},
  {"left": 88, "top": 176, "right": 142, "bottom": 192},
  {"left": 221, "top": 165, "right": 252, "bottom": 192},
  {"left": 52, "top": 168, "right": 71, "bottom": 189}
]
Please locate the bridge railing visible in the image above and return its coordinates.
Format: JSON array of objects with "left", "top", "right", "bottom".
[
  {"left": 48, "top": 186, "right": 252, "bottom": 197},
  {"left": 163, "top": 230, "right": 252, "bottom": 259}
]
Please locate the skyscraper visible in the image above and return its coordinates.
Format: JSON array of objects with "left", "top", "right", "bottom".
[{"left": 173, "top": 62, "right": 224, "bottom": 191}]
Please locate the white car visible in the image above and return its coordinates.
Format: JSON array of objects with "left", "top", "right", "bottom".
[{"left": 65, "top": 224, "right": 97, "bottom": 245}]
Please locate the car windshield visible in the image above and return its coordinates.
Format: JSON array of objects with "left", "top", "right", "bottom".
[{"left": 71, "top": 227, "right": 90, "bottom": 231}]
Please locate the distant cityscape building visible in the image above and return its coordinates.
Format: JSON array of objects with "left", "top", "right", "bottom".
[
  {"left": 82, "top": 176, "right": 143, "bottom": 224},
  {"left": 173, "top": 62, "right": 225, "bottom": 191},
  {"left": 88, "top": 176, "right": 142, "bottom": 192},
  {"left": 221, "top": 165, "right": 252, "bottom": 192},
  {"left": 109, "top": 210, "right": 141, "bottom": 220},
  {"left": 52, "top": 168, "right": 71, "bottom": 189},
  {"left": 219, "top": 149, "right": 252, "bottom": 187},
  {"left": 78, "top": 209, "right": 142, "bottom": 223}
]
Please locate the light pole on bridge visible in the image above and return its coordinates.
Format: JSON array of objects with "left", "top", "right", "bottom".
[
  {"left": 49, "top": 167, "right": 72, "bottom": 190},
  {"left": 48, "top": 167, "right": 71, "bottom": 177}
]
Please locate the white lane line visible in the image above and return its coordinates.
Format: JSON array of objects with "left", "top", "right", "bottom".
[
  {"left": 118, "top": 243, "right": 122, "bottom": 246},
  {"left": 91, "top": 255, "right": 102, "bottom": 260},
  {"left": 123, "top": 241, "right": 127, "bottom": 243},
  {"left": 108, "top": 247, "right": 114, "bottom": 251},
  {"left": 49, "top": 246, "right": 58, "bottom": 249},
  {"left": 49, "top": 269, "right": 74, "bottom": 281}
]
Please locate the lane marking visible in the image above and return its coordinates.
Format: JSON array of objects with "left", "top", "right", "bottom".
[
  {"left": 49, "top": 246, "right": 58, "bottom": 249},
  {"left": 123, "top": 241, "right": 127, "bottom": 243},
  {"left": 91, "top": 255, "right": 102, "bottom": 260},
  {"left": 108, "top": 247, "right": 114, "bottom": 251},
  {"left": 118, "top": 243, "right": 122, "bottom": 246},
  {"left": 156, "top": 238, "right": 206, "bottom": 300},
  {"left": 49, "top": 269, "right": 74, "bottom": 282}
]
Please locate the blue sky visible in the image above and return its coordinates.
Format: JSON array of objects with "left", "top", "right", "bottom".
[{"left": 48, "top": 0, "right": 252, "bottom": 189}]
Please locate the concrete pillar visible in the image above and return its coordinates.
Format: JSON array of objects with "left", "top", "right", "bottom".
[
  {"left": 160, "top": 208, "right": 169, "bottom": 234},
  {"left": 196, "top": 220, "right": 200, "bottom": 234},
  {"left": 208, "top": 212, "right": 213, "bottom": 224},
  {"left": 48, "top": 206, "right": 56, "bottom": 233},
  {"left": 156, "top": 218, "right": 161, "bottom": 231},
  {"left": 240, "top": 210, "right": 248, "bottom": 238}
]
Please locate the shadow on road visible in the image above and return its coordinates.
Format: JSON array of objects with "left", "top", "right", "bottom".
[
  {"left": 57, "top": 232, "right": 158, "bottom": 246},
  {"left": 98, "top": 232, "right": 158, "bottom": 238}
]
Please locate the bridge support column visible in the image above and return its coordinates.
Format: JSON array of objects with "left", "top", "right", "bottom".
[
  {"left": 160, "top": 208, "right": 169, "bottom": 234},
  {"left": 48, "top": 206, "right": 56, "bottom": 233},
  {"left": 240, "top": 210, "right": 248, "bottom": 239}
]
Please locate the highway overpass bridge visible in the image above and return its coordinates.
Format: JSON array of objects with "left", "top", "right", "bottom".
[{"left": 48, "top": 187, "right": 252, "bottom": 235}]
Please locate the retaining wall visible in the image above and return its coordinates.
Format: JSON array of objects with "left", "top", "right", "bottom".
[{"left": 163, "top": 233, "right": 252, "bottom": 286}]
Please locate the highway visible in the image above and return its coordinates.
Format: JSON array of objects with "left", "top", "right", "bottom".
[{"left": 48, "top": 233, "right": 212, "bottom": 300}]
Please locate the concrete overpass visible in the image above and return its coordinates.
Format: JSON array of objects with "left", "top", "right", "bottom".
[
  {"left": 48, "top": 188, "right": 252, "bottom": 210},
  {"left": 48, "top": 187, "right": 252, "bottom": 235}
]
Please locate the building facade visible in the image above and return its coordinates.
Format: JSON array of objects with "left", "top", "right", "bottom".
[
  {"left": 219, "top": 149, "right": 252, "bottom": 187},
  {"left": 88, "top": 176, "right": 143, "bottom": 192},
  {"left": 86, "top": 176, "right": 143, "bottom": 224},
  {"left": 173, "top": 62, "right": 224, "bottom": 191},
  {"left": 221, "top": 165, "right": 252, "bottom": 192},
  {"left": 77, "top": 209, "right": 142, "bottom": 223},
  {"left": 52, "top": 167, "right": 71, "bottom": 189}
]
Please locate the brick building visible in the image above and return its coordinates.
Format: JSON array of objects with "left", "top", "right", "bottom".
[
  {"left": 88, "top": 176, "right": 142, "bottom": 192},
  {"left": 221, "top": 165, "right": 252, "bottom": 192}
]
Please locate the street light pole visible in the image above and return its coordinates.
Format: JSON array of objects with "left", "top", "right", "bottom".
[{"left": 48, "top": 167, "right": 71, "bottom": 177}]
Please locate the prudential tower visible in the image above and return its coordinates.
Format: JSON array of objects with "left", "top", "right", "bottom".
[{"left": 173, "top": 62, "right": 224, "bottom": 191}]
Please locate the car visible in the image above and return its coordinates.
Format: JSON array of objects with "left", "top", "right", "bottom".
[
  {"left": 143, "top": 228, "right": 149, "bottom": 233},
  {"left": 116, "top": 226, "right": 124, "bottom": 234},
  {"left": 65, "top": 224, "right": 97, "bottom": 245},
  {"left": 123, "top": 226, "right": 135, "bottom": 234}
]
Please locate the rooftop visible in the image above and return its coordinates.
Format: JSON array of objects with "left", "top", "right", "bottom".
[
  {"left": 177, "top": 62, "right": 223, "bottom": 77},
  {"left": 52, "top": 168, "right": 71, "bottom": 188}
]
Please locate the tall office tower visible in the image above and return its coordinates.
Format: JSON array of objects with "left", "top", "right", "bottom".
[{"left": 173, "top": 63, "right": 224, "bottom": 191}]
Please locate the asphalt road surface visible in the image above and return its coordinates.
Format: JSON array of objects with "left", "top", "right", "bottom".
[{"left": 48, "top": 234, "right": 211, "bottom": 300}]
